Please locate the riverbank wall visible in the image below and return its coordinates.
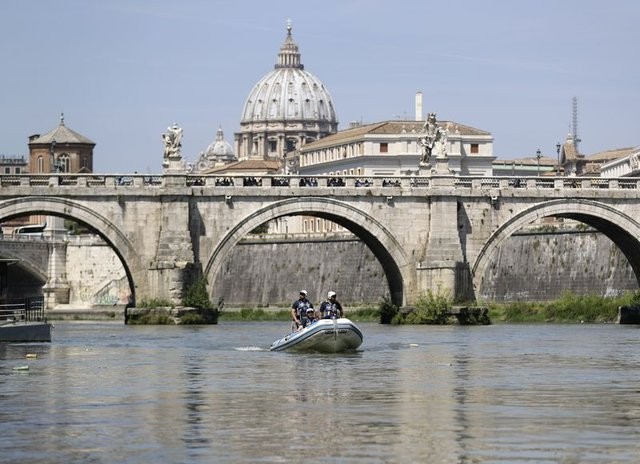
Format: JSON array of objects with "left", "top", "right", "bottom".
[{"left": 63, "top": 231, "right": 636, "bottom": 309}]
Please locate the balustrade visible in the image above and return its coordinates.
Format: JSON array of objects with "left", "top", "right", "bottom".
[{"left": 0, "top": 174, "right": 638, "bottom": 192}]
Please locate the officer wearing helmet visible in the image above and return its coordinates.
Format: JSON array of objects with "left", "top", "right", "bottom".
[{"left": 320, "top": 291, "right": 343, "bottom": 319}]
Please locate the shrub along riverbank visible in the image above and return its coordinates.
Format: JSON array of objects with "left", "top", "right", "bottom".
[
  {"left": 218, "top": 291, "right": 640, "bottom": 325},
  {"left": 487, "top": 291, "right": 640, "bottom": 323}
]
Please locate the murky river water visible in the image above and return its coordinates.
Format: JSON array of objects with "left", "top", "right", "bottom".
[{"left": 1, "top": 321, "right": 639, "bottom": 463}]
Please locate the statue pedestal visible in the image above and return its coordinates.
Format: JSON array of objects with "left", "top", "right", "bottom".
[
  {"left": 433, "top": 155, "right": 450, "bottom": 174},
  {"left": 418, "top": 162, "right": 432, "bottom": 176},
  {"left": 163, "top": 154, "right": 186, "bottom": 174}
]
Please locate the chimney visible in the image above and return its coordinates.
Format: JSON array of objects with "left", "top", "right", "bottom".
[{"left": 415, "top": 91, "right": 423, "bottom": 121}]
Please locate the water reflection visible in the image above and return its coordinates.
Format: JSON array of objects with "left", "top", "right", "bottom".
[
  {"left": 1, "top": 322, "right": 639, "bottom": 463},
  {"left": 182, "top": 351, "right": 211, "bottom": 455}
]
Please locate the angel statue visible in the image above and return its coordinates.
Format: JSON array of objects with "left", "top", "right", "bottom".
[
  {"left": 418, "top": 113, "right": 447, "bottom": 165},
  {"left": 162, "top": 123, "right": 183, "bottom": 160}
]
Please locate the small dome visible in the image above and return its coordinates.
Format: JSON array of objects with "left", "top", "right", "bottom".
[
  {"left": 240, "top": 24, "right": 337, "bottom": 125},
  {"left": 205, "top": 127, "right": 235, "bottom": 161}
]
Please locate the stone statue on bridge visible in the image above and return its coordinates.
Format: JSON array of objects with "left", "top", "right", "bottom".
[
  {"left": 162, "top": 123, "right": 183, "bottom": 161},
  {"left": 418, "top": 112, "right": 448, "bottom": 166},
  {"left": 162, "top": 123, "right": 188, "bottom": 173}
]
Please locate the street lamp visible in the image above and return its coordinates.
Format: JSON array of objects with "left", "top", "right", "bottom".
[
  {"left": 556, "top": 142, "right": 561, "bottom": 176},
  {"left": 536, "top": 149, "right": 541, "bottom": 176}
]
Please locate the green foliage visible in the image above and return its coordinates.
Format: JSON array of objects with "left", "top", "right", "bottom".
[
  {"left": 182, "top": 278, "right": 213, "bottom": 310},
  {"left": 348, "top": 307, "right": 380, "bottom": 322},
  {"left": 629, "top": 290, "right": 640, "bottom": 306},
  {"left": 219, "top": 309, "right": 291, "bottom": 321},
  {"left": 137, "top": 298, "right": 174, "bottom": 308},
  {"left": 127, "top": 312, "right": 174, "bottom": 325},
  {"left": 489, "top": 290, "right": 636, "bottom": 323},
  {"left": 379, "top": 296, "right": 398, "bottom": 324},
  {"left": 393, "top": 289, "right": 453, "bottom": 325},
  {"left": 218, "top": 306, "right": 380, "bottom": 322},
  {"left": 179, "top": 309, "right": 218, "bottom": 324}
]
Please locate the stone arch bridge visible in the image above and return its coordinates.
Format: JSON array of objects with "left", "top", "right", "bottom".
[{"left": 1, "top": 173, "right": 640, "bottom": 308}]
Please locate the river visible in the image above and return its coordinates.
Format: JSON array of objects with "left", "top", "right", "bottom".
[{"left": 1, "top": 321, "right": 639, "bottom": 463}]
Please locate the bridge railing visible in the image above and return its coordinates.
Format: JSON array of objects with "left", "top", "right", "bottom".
[{"left": 2, "top": 174, "right": 640, "bottom": 191}]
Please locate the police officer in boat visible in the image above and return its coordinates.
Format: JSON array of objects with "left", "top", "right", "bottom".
[
  {"left": 302, "top": 307, "right": 318, "bottom": 328},
  {"left": 291, "top": 290, "right": 314, "bottom": 330},
  {"left": 320, "top": 291, "right": 343, "bottom": 319}
]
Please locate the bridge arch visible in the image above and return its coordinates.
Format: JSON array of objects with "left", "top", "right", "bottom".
[
  {"left": 0, "top": 242, "right": 48, "bottom": 282},
  {"left": 472, "top": 198, "right": 640, "bottom": 296},
  {"left": 204, "top": 197, "right": 413, "bottom": 306},
  {"left": 0, "top": 196, "right": 143, "bottom": 301}
]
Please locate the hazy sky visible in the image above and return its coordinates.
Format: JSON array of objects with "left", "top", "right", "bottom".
[{"left": 1, "top": 0, "right": 638, "bottom": 173}]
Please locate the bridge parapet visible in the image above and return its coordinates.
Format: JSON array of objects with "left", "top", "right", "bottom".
[{"left": 2, "top": 173, "right": 640, "bottom": 194}]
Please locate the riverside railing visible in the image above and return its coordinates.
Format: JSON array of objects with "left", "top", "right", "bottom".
[
  {"left": 1, "top": 174, "right": 639, "bottom": 191},
  {"left": 0, "top": 297, "right": 46, "bottom": 323}
]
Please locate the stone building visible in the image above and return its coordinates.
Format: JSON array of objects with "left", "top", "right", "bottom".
[
  {"left": 235, "top": 22, "right": 338, "bottom": 164},
  {"left": 0, "top": 155, "right": 28, "bottom": 175},
  {"left": 599, "top": 147, "right": 640, "bottom": 177},
  {"left": 28, "top": 114, "right": 95, "bottom": 174},
  {"left": 0, "top": 155, "right": 29, "bottom": 232},
  {"left": 297, "top": 116, "right": 495, "bottom": 177}
]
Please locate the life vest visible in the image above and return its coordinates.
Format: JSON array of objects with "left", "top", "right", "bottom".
[
  {"left": 296, "top": 300, "right": 310, "bottom": 319},
  {"left": 323, "top": 302, "right": 339, "bottom": 319},
  {"left": 302, "top": 315, "right": 316, "bottom": 327}
]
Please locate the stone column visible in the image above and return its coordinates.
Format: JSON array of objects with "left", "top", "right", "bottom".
[{"left": 43, "top": 241, "right": 70, "bottom": 309}]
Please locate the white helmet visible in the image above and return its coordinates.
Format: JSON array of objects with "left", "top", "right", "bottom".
[{"left": 327, "top": 291, "right": 336, "bottom": 298}]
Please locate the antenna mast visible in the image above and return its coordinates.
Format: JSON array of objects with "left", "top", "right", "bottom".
[{"left": 572, "top": 96, "right": 581, "bottom": 151}]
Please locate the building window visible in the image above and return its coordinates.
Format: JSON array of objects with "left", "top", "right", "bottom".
[
  {"left": 81, "top": 156, "right": 89, "bottom": 170},
  {"left": 15, "top": 167, "right": 21, "bottom": 174},
  {"left": 4, "top": 167, "right": 10, "bottom": 174},
  {"left": 59, "top": 154, "right": 70, "bottom": 172},
  {"left": 470, "top": 144, "right": 479, "bottom": 154},
  {"left": 37, "top": 156, "right": 44, "bottom": 173},
  {"left": 380, "top": 142, "right": 388, "bottom": 153}
]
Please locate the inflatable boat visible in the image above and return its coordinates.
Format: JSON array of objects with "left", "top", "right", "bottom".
[{"left": 269, "top": 318, "right": 363, "bottom": 353}]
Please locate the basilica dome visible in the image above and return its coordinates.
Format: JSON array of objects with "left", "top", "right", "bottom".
[{"left": 236, "top": 24, "right": 338, "bottom": 161}]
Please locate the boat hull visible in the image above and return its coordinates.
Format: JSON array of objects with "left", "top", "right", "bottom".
[
  {"left": 270, "top": 318, "right": 363, "bottom": 353},
  {"left": 0, "top": 322, "right": 52, "bottom": 343}
]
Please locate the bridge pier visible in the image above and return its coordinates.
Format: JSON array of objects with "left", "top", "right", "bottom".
[
  {"left": 146, "top": 261, "right": 197, "bottom": 304},
  {"left": 417, "top": 191, "right": 473, "bottom": 301},
  {"left": 415, "top": 262, "right": 472, "bottom": 302},
  {"left": 144, "top": 199, "right": 197, "bottom": 305}
]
